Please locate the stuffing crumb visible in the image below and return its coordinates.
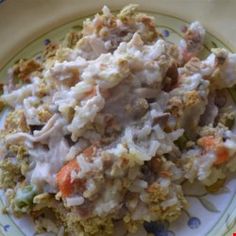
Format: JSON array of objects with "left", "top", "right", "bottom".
[
  {"left": 12, "top": 59, "right": 42, "bottom": 82},
  {"left": 0, "top": 159, "right": 22, "bottom": 188},
  {"left": 4, "top": 109, "right": 30, "bottom": 133}
]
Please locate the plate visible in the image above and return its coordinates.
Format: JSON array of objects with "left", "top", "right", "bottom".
[{"left": 0, "top": 0, "right": 235, "bottom": 235}]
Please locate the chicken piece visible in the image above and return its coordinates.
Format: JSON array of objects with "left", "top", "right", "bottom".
[
  {"left": 167, "top": 68, "right": 209, "bottom": 138},
  {"left": 179, "top": 21, "right": 205, "bottom": 63},
  {"left": 205, "top": 48, "right": 236, "bottom": 89},
  {"left": 81, "top": 4, "right": 159, "bottom": 57}
]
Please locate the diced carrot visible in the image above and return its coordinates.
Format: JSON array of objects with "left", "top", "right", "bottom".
[
  {"left": 83, "top": 145, "right": 96, "bottom": 159},
  {"left": 56, "top": 159, "right": 80, "bottom": 197},
  {"left": 214, "top": 146, "right": 229, "bottom": 165},
  {"left": 198, "top": 136, "right": 229, "bottom": 165},
  {"left": 197, "top": 134, "right": 230, "bottom": 166},
  {"left": 160, "top": 170, "right": 172, "bottom": 178},
  {"left": 198, "top": 136, "right": 218, "bottom": 151}
]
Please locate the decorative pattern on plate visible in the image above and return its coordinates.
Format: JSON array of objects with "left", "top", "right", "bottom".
[{"left": 0, "top": 10, "right": 235, "bottom": 236}]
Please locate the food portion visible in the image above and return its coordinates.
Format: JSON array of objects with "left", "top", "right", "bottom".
[{"left": 0, "top": 4, "right": 236, "bottom": 236}]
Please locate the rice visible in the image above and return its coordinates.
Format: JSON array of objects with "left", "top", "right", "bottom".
[{"left": 65, "top": 196, "right": 85, "bottom": 207}]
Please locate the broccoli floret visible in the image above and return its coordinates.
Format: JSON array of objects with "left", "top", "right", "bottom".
[{"left": 13, "top": 184, "right": 38, "bottom": 214}]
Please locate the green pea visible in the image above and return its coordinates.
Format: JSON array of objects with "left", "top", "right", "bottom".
[{"left": 174, "top": 133, "right": 189, "bottom": 150}]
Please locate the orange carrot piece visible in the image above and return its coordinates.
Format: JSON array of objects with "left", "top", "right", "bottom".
[
  {"left": 160, "top": 170, "right": 172, "bottom": 178},
  {"left": 198, "top": 136, "right": 218, "bottom": 151},
  {"left": 198, "top": 136, "right": 229, "bottom": 165},
  {"left": 83, "top": 145, "right": 96, "bottom": 158},
  {"left": 56, "top": 159, "right": 80, "bottom": 197},
  {"left": 214, "top": 146, "right": 229, "bottom": 165}
]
